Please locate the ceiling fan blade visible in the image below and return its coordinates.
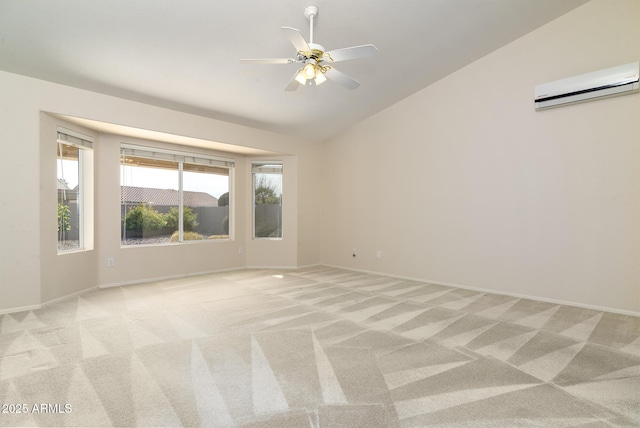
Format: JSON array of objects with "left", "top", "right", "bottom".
[
  {"left": 284, "top": 71, "right": 300, "bottom": 91},
  {"left": 324, "top": 67, "right": 360, "bottom": 90},
  {"left": 282, "top": 27, "right": 310, "bottom": 53},
  {"left": 324, "top": 44, "right": 378, "bottom": 63},
  {"left": 241, "top": 58, "right": 295, "bottom": 65}
]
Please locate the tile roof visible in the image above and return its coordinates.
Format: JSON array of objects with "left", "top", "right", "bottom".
[{"left": 121, "top": 186, "right": 218, "bottom": 207}]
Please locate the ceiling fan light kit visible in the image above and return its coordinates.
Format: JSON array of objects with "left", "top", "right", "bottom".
[{"left": 241, "top": 5, "right": 377, "bottom": 91}]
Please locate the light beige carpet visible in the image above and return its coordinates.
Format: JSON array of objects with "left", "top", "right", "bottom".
[{"left": 1, "top": 266, "right": 639, "bottom": 427}]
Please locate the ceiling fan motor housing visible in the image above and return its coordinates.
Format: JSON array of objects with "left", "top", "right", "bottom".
[{"left": 307, "top": 43, "right": 326, "bottom": 60}]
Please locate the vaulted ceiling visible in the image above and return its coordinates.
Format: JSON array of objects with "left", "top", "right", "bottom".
[{"left": 0, "top": 0, "right": 588, "bottom": 141}]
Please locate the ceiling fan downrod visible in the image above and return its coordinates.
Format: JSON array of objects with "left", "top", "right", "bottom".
[{"left": 304, "top": 5, "right": 318, "bottom": 45}]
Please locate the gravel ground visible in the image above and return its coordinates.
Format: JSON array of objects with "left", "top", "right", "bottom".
[
  {"left": 57, "top": 240, "right": 81, "bottom": 252},
  {"left": 121, "top": 236, "right": 172, "bottom": 245},
  {"left": 58, "top": 236, "right": 172, "bottom": 251}
]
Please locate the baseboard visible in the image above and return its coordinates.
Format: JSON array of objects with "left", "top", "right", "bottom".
[
  {"left": 98, "top": 266, "right": 245, "bottom": 289},
  {"left": 0, "top": 286, "right": 101, "bottom": 315},
  {"left": 6, "top": 263, "right": 633, "bottom": 318},
  {"left": 41, "top": 286, "right": 100, "bottom": 308},
  {"left": 100, "top": 264, "right": 322, "bottom": 288},
  {"left": 0, "top": 265, "right": 319, "bottom": 315},
  {"left": 321, "top": 264, "right": 640, "bottom": 318},
  {"left": 294, "top": 263, "right": 323, "bottom": 270},
  {"left": 245, "top": 265, "right": 303, "bottom": 270},
  {"left": 0, "top": 304, "right": 42, "bottom": 316},
  {"left": 245, "top": 263, "right": 323, "bottom": 270}
]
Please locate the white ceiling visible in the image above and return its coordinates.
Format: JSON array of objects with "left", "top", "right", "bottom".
[{"left": 0, "top": 0, "right": 588, "bottom": 141}]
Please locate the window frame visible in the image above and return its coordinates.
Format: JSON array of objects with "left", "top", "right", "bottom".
[
  {"left": 56, "top": 128, "right": 94, "bottom": 254},
  {"left": 120, "top": 144, "right": 234, "bottom": 246},
  {"left": 252, "top": 161, "right": 283, "bottom": 240}
]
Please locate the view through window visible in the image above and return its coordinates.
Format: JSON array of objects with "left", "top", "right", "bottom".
[
  {"left": 253, "top": 162, "right": 283, "bottom": 238},
  {"left": 57, "top": 131, "right": 92, "bottom": 252},
  {"left": 120, "top": 146, "right": 232, "bottom": 246}
]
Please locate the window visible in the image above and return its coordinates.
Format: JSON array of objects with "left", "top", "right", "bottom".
[
  {"left": 253, "top": 162, "right": 283, "bottom": 238},
  {"left": 120, "top": 145, "right": 233, "bottom": 246},
  {"left": 57, "top": 129, "right": 93, "bottom": 253}
]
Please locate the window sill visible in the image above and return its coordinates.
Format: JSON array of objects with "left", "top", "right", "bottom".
[
  {"left": 57, "top": 248, "right": 92, "bottom": 255},
  {"left": 120, "top": 238, "right": 231, "bottom": 249}
]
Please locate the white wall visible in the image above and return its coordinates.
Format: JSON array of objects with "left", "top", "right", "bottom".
[
  {"left": 0, "top": 71, "right": 321, "bottom": 313},
  {"left": 321, "top": 0, "right": 640, "bottom": 313}
]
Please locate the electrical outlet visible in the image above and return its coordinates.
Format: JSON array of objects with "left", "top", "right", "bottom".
[
  {"left": 107, "top": 258, "right": 115, "bottom": 267},
  {"left": 376, "top": 250, "right": 382, "bottom": 258},
  {"left": 352, "top": 248, "right": 357, "bottom": 257},
  {"left": 238, "top": 247, "right": 244, "bottom": 254}
]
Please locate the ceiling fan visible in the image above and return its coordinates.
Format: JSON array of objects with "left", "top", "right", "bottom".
[{"left": 241, "top": 5, "right": 378, "bottom": 91}]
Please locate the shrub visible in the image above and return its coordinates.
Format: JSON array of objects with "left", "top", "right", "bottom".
[
  {"left": 255, "top": 222, "right": 281, "bottom": 238},
  {"left": 169, "top": 231, "right": 204, "bottom": 242},
  {"left": 57, "top": 203, "right": 71, "bottom": 233},
  {"left": 218, "top": 192, "right": 229, "bottom": 207},
  {"left": 123, "top": 204, "right": 166, "bottom": 234},
  {"left": 222, "top": 215, "right": 229, "bottom": 234},
  {"left": 164, "top": 206, "right": 199, "bottom": 232},
  {"left": 254, "top": 179, "right": 280, "bottom": 205}
]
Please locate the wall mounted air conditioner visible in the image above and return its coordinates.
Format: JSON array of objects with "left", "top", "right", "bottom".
[{"left": 534, "top": 62, "right": 639, "bottom": 110}]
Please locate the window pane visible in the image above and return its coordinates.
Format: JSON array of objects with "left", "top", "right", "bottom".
[
  {"left": 121, "top": 155, "right": 179, "bottom": 245},
  {"left": 57, "top": 143, "right": 81, "bottom": 252},
  {"left": 183, "top": 165, "right": 230, "bottom": 240},
  {"left": 253, "top": 164, "right": 282, "bottom": 238}
]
